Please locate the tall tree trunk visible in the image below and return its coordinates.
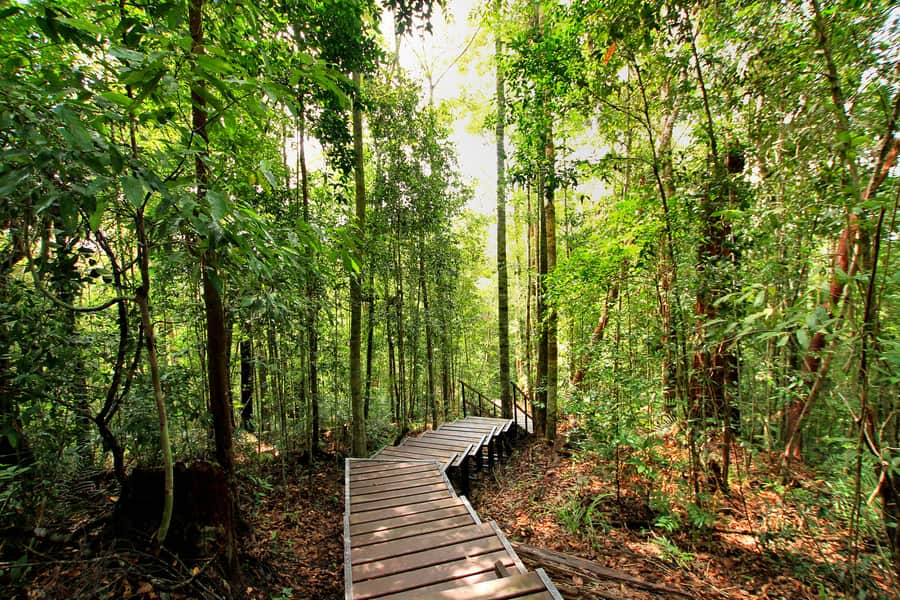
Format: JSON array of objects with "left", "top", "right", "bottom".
[
  {"left": 655, "top": 79, "right": 680, "bottom": 413},
  {"left": 135, "top": 210, "right": 174, "bottom": 548},
  {"left": 535, "top": 163, "right": 548, "bottom": 437},
  {"left": 349, "top": 70, "right": 367, "bottom": 457},
  {"left": 190, "top": 0, "right": 240, "bottom": 580},
  {"left": 525, "top": 183, "right": 534, "bottom": 398},
  {"left": 495, "top": 0, "right": 512, "bottom": 419},
  {"left": 0, "top": 236, "right": 30, "bottom": 465},
  {"left": 387, "top": 305, "right": 399, "bottom": 423},
  {"left": 298, "top": 107, "right": 320, "bottom": 449},
  {"left": 364, "top": 277, "right": 375, "bottom": 421},
  {"left": 419, "top": 244, "right": 437, "bottom": 428},
  {"left": 544, "top": 134, "right": 558, "bottom": 442},
  {"left": 240, "top": 334, "right": 253, "bottom": 431}
]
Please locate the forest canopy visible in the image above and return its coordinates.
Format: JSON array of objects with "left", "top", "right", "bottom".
[{"left": 1, "top": 0, "right": 898, "bottom": 597}]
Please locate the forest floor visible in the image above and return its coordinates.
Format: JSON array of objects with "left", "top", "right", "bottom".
[
  {"left": 4, "top": 428, "right": 896, "bottom": 599},
  {"left": 469, "top": 429, "right": 898, "bottom": 600}
]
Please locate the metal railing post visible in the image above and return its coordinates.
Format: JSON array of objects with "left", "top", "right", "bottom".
[
  {"left": 512, "top": 383, "right": 518, "bottom": 431},
  {"left": 461, "top": 382, "right": 467, "bottom": 417}
]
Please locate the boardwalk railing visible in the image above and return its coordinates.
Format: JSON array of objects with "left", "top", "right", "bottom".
[{"left": 460, "top": 380, "right": 534, "bottom": 436}]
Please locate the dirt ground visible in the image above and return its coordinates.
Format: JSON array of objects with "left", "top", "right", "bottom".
[{"left": 3, "top": 431, "right": 896, "bottom": 599}]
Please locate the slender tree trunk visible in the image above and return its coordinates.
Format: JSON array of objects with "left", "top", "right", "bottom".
[
  {"left": 0, "top": 239, "right": 29, "bottom": 465},
  {"left": 545, "top": 137, "right": 558, "bottom": 441},
  {"left": 571, "top": 282, "right": 619, "bottom": 389},
  {"left": 240, "top": 334, "right": 253, "bottom": 431},
  {"left": 655, "top": 79, "right": 680, "bottom": 414},
  {"left": 190, "top": 0, "right": 239, "bottom": 581},
  {"left": 298, "top": 107, "right": 320, "bottom": 449},
  {"left": 387, "top": 307, "right": 399, "bottom": 423},
  {"left": 364, "top": 278, "right": 375, "bottom": 420},
  {"left": 135, "top": 211, "right": 173, "bottom": 548},
  {"left": 536, "top": 163, "right": 548, "bottom": 437},
  {"left": 349, "top": 70, "right": 367, "bottom": 457},
  {"left": 419, "top": 244, "right": 437, "bottom": 428},
  {"left": 525, "top": 183, "right": 534, "bottom": 398},
  {"left": 495, "top": 0, "right": 512, "bottom": 419}
]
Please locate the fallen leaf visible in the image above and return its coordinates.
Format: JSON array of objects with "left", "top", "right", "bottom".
[{"left": 136, "top": 581, "right": 153, "bottom": 595}]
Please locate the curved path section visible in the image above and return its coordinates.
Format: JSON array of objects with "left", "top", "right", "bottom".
[{"left": 344, "top": 417, "right": 561, "bottom": 599}]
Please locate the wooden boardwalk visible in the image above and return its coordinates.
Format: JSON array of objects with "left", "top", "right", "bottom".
[{"left": 344, "top": 417, "right": 561, "bottom": 599}]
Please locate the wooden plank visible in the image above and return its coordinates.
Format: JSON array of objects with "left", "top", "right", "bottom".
[
  {"left": 352, "top": 522, "right": 495, "bottom": 564},
  {"left": 349, "top": 458, "right": 431, "bottom": 471},
  {"left": 350, "top": 468, "right": 439, "bottom": 484},
  {"left": 351, "top": 514, "right": 476, "bottom": 548},
  {"left": 350, "top": 476, "right": 445, "bottom": 497},
  {"left": 423, "top": 429, "right": 486, "bottom": 440},
  {"left": 422, "top": 432, "right": 486, "bottom": 445},
  {"left": 349, "top": 504, "right": 470, "bottom": 535},
  {"left": 391, "top": 571, "right": 500, "bottom": 597},
  {"left": 376, "top": 446, "right": 457, "bottom": 459},
  {"left": 376, "top": 450, "right": 458, "bottom": 464},
  {"left": 352, "top": 489, "right": 452, "bottom": 512},
  {"left": 352, "top": 535, "right": 505, "bottom": 581},
  {"left": 349, "top": 497, "right": 463, "bottom": 526},
  {"left": 351, "top": 472, "right": 445, "bottom": 491},
  {"left": 350, "top": 482, "right": 451, "bottom": 505},
  {"left": 381, "top": 571, "right": 547, "bottom": 600},
  {"left": 350, "top": 461, "right": 436, "bottom": 477},
  {"left": 350, "top": 550, "right": 515, "bottom": 599},
  {"left": 440, "top": 424, "right": 499, "bottom": 432},
  {"left": 402, "top": 439, "right": 470, "bottom": 451},
  {"left": 464, "top": 417, "right": 511, "bottom": 426}
]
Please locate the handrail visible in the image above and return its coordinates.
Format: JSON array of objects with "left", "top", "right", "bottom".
[
  {"left": 459, "top": 380, "right": 493, "bottom": 418},
  {"left": 510, "top": 381, "right": 532, "bottom": 433}
]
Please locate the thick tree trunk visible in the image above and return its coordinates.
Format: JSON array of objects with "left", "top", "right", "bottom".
[
  {"left": 495, "top": 0, "right": 512, "bottom": 419},
  {"left": 349, "top": 70, "right": 367, "bottom": 457}
]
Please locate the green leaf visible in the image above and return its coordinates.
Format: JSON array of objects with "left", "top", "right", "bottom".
[
  {"left": 208, "top": 190, "right": 227, "bottom": 223},
  {"left": 109, "top": 46, "right": 145, "bottom": 63},
  {"left": 98, "top": 91, "right": 134, "bottom": 109},
  {"left": 54, "top": 17, "right": 102, "bottom": 36},
  {"left": 89, "top": 199, "right": 106, "bottom": 230},
  {"left": 0, "top": 168, "right": 29, "bottom": 196},
  {"left": 122, "top": 175, "right": 145, "bottom": 208},
  {"left": 196, "top": 54, "right": 233, "bottom": 74},
  {"left": 797, "top": 328, "right": 810, "bottom": 350},
  {"left": 259, "top": 161, "right": 277, "bottom": 189}
]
